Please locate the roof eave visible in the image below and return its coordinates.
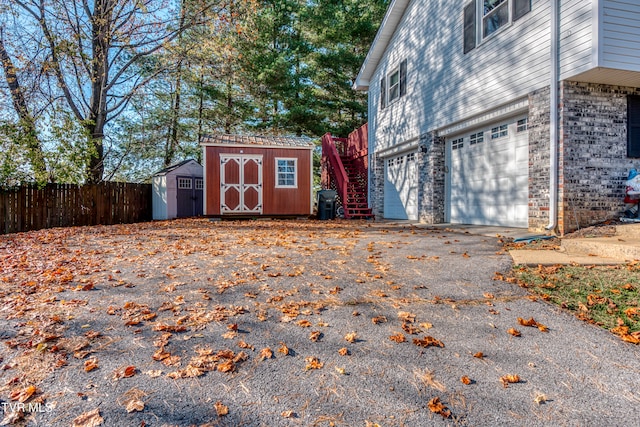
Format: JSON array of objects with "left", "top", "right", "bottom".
[{"left": 353, "top": 0, "right": 411, "bottom": 91}]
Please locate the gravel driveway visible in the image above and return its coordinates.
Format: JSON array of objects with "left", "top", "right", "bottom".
[{"left": 0, "top": 219, "right": 639, "bottom": 426}]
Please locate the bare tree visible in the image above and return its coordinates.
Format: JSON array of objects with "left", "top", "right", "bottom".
[
  {"left": 0, "top": 26, "right": 48, "bottom": 183},
  {"left": 7, "top": 0, "right": 222, "bottom": 182}
]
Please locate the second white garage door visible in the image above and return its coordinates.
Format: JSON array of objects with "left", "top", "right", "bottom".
[
  {"left": 384, "top": 151, "right": 418, "bottom": 220},
  {"left": 448, "top": 117, "right": 529, "bottom": 227}
]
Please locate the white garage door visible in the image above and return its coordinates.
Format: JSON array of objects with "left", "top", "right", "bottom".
[
  {"left": 384, "top": 151, "right": 418, "bottom": 220},
  {"left": 448, "top": 117, "right": 529, "bottom": 227}
]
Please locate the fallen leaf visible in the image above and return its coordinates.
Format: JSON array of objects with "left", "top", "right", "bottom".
[
  {"left": 237, "top": 340, "right": 254, "bottom": 350},
  {"left": 222, "top": 330, "right": 238, "bottom": 339},
  {"left": 344, "top": 332, "right": 358, "bottom": 343},
  {"left": 534, "top": 394, "right": 547, "bottom": 405},
  {"left": 461, "top": 376, "right": 472, "bottom": 385},
  {"left": 145, "top": 370, "right": 162, "bottom": 378},
  {"left": 402, "top": 322, "right": 421, "bottom": 334},
  {"left": 473, "top": 352, "right": 484, "bottom": 359},
  {"left": 125, "top": 399, "right": 144, "bottom": 413},
  {"left": 113, "top": 365, "right": 136, "bottom": 380},
  {"left": 517, "top": 317, "right": 538, "bottom": 327},
  {"left": 309, "top": 331, "right": 322, "bottom": 342},
  {"left": 259, "top": 347, "right": 273, "bottom": 361},
  {"left": 9, "top": 385, "right": 37, "bottom": 403},
  {"left": 217, "top": 360, "right": 235, "bottom": 373},
  {"left": 305, "top": 356, "right": 323, "bottom": 370},
  {"left": 625, "top": 307, "right": 640, "bottom": 318},
  {"left": 338, "top": 347, "right": 349, "bottom": 356},
  {"left": 419, "top": 322, "right": 433, "bottom": 330},
  {"left": 398, "top": 311, "right": 416, "bottom": 323},
  {"left": 483, "top": 293, "right": 495, "bottom": 299},
  {"left": 278, "top": 342, "right": 290, "bottom": 355},
  {"left": 371, "top": 316, "right": 387, "bottom": 324},
  {"left": 297, "top": 319, "right": 312, "bottom": 328},
  {"left": 214, "top": 401, "right": 228, "bottom": 416},
  {"left": 281, "top": 410, "right": 295, "bottom": 418},
  {"left": 507, "top": 328, "right": 521, "bottom": 337},
  {"left": 412, "top": 336, "right": 444, "bottom": 348},
  {"left": 389, "top": 333, "right": 406, "bottom": 343},
  {"left": 72, "top": 408, "right": 103, "bottom": 427},
  {"left": 500, "top": 374, "right": 521, "bottom": 388},
  {"left": 335, "top": 366, "right": 347, "bottom": 375},
  {"left": 427, "top": 397, "right": 451, "bottom": 418},
  {"left": 84, "top": 357, "right": 99, "bottom": 372}
]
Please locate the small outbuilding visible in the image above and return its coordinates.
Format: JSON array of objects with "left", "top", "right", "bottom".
[
  {"left": 152, "top": 159, "right": 204, "bottom": 220},
  {"left": 200, "top": 134, "right": 315, "bottom": 216}
]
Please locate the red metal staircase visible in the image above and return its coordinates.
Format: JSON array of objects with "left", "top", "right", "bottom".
[{"left": 321, "top": 124, "right": 373, "bottom": 219}]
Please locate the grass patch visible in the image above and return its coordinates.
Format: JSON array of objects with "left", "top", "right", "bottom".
[{"left": 511, "top": 263, "right": 640, "bottom": 339}]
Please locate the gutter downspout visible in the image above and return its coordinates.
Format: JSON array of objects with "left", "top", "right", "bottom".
[{"left": 547, "top": 0, "right": 559, "bottom": 232}]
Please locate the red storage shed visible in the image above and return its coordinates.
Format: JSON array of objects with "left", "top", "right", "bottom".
[{"left": 200, "top": 134, "right": 315, "bottom": 216}]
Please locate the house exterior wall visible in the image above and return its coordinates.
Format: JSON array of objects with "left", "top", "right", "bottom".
[
  {"left": 204, "top": 146, "right": 313, "bottom": 216},
  {"left": 559, "top": 0, "right": 593, "bottom": 80},
  {"left": 363, "top": 0, "right": 640, "bottom": 231},
  {"left": 528, "top": 86, "right": 552, "bottom": 232},
  {"left": 602, "top": 0, "right": 640, "bottom": 71},
  {"left": 370, "top": 153, "right": 385, "bottom": 219},
  {"left": 417, "top": 132, "right": 446, "bottom": 224},
  {"left": 369, "top": 0, "right": 555, "bottom": 154},
  {"left": 558, "top": 81, "right": 638, "bottom": 234}
]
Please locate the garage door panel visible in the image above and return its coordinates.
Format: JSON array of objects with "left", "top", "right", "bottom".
[
  {"left": 448, "top": 116, "right": 529, "bottom": 227},
  {"left": 384, "top": 152, "right": 418, "bottom": 220}
]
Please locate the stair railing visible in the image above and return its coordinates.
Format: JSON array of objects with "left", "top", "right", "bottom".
[{"left": 321, "top": 133, "right": 349, "bottom": 215}]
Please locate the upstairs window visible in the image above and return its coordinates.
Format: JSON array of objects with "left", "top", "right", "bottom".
[
  {"left": 464, "top": 0, "right": 531, "bottom": 53},
  {"left": 388, "top": 69, "right": 400, "bottom": 103},
  {"left": 483, "top": 0, "right": 509, "bottom": 38},
  {"left": 380, "top": 59, "right": 407, "bottom": 109}
]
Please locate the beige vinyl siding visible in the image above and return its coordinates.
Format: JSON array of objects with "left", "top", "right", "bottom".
[{"left": 602, "top": 0, "right": 640, "bottom": 71}]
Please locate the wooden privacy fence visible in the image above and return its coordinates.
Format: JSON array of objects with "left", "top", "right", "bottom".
[{"left": 0, "top": 182, "right": 152, "bottom": 234}]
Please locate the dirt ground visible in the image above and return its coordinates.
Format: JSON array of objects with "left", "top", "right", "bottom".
[{"left": 1, "top": 219, "right": 639, "bottom": 427}]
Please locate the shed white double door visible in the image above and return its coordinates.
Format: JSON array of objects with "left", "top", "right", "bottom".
[
  {"left": 447, "top": 117, "right": 529, "bottom": 227},
  {"left": 384, "top": 151, "right": 418, "bottom": 220},
  {"left": 220, "top": 154, "right": 263, "bottom": 214}
]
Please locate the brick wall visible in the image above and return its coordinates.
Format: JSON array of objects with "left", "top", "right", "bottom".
[
  {"left": 528, "top": 87, "right": 552, "bottom": 232},
  {"left": 559, "top": 81, "right": 639, "bottom": 234},
  {"left": 369, "top": 153, "right": 385, "bottom": 218},
  {"left": 417, "top": 132, "right": 446, "bottom": 223}
]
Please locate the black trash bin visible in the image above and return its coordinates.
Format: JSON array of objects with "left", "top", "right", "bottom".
[{"left": 317, "top": 190, "right": 337, "bottom": 220}]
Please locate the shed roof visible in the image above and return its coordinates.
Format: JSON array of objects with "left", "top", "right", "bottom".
[
  {"left": 153, "top": 159, "right": 201, "bottom": 177},
  {"left": 200, "top": 134, "right": 315, "bottom": 148}
]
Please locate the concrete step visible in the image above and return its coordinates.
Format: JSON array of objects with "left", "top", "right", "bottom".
[
  {"left": 561, "top": 236, "right": 640, "bottom": 261},
  {"left": 615, "top": 223, "right": 640, "bottom": 238}
]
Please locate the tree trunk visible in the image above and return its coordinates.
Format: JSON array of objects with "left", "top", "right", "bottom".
[
  {"left": 197, "top": 71, "right": 205, "bottom": 145},
  {"left": 0, "top": 28, "right": 48, "bottom": 184},
  {"left": 86, "top": 0, "right": 112, "bottom": 183},
  {"left": 164, "top": 61, "right": 183, "bottom": 167}
]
